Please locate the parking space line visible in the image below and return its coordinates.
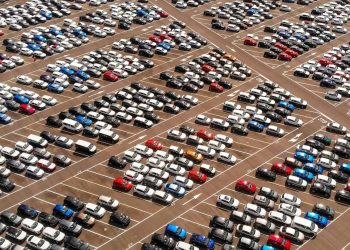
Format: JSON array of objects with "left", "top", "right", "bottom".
[{"left": 179, "top": 216, "right": 210, "bottom": 229}]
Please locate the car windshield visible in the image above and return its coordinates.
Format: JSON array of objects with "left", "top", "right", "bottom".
[
  {"left": 31, "top": 222, "right": 38, "bottom": 228},
  {"left": 38, "top": 239, "right": 45, "bottom": 246}
]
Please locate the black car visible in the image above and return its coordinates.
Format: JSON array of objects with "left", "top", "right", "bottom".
[
  {"left": 0, "top": 178, "right": 15, "bottom": 192},
  {"left": 4, "top": 100, "right": 20, "bottom": 111},
  {"left": 313, "top": 203, "right": 335, "bottom": 220},
  {"left": 182, "top": 83, "right": 198, "bottom": 93},
  {"left": 163, "top": 104, "right": 180, "bottom": 114},
  {"left": 94, "top": 99, "right": 109, "bottom": 108},
  {"left": 335, "top": 190, "right": 350, "bottom": 204},
  {"left": 7, "top": 160, "right": 25, "bottom": 172},
  {"left": 166, "top": 79, "right": 182, "bottom": 89},
  {"left": 313, "top": 133, "right": 332, "bottom": 146},
  {"left": 6, "top": 45, "right": 20, "bottom": 53},
  {"left": 1, "top": 211, "right": 22, "bottom": 226},
  {"left": 332, "top": 146, "right": 350, "bottom": 159},
  {"left": 110, "top": 211, "right": 130, "bottom": 227},
  {"left": 208, "top": 228, "right": 233, "bottom": 244},
  {"left": 109, "top": 156, "right": 127, "bottom": 169},
  {"left": 118, "top": 22, "right": 130, "bottom": 29},
  {"left": 53, "top": 154, "right": 72, "bottom": 167},
  {"left": 40, "top": 131, "right": 57, "bottom": 143},
  {"left": 212, "top": 22, "right": 225, "bottom": 30},
  {"left": 144, "top": 112, "right": 160, "bottom": 123},
  {"left": 139, "top": 49, "right": 154, "bottom": 58},
  {"left": 105, "top": 116, "right": 120, "bottom": 128},
  {"left": 210, "top": 216, "right": 234, "bottom": 232},
  {"left": 179, "top": 124, "right": 196, "bottom": 135},
  {"left": 264, "top": 26, "right": 277, "bottom": 33},
  {"left": 255, "top": 167, "right": 276, "bottom": 181},
  {"left": 64, "top": 236, "right": 89, "bottom": 250},
  {"left": 68, "top": 107, "right": 86, "bottom": 116},
  {"left": 59, "top": 111, "right": 74, "bottom": 120},
  {"left": 38, "top": 212, "right": 59, "bottom": 227},
  {"left": 139, "top": 59, "right": 154, "bottom": 68},
  {"left": 310, "top": 182, "right": 331, "bottom": 198},
  {"left": 141, "top": 243, "right": 161, "bottom": 250},
  {"left": 274, "top": 107, "right": 291, "bottom": 117},
  {"left": 328, "top": 170, "right": 349, "bottom": 183},
  {"left": 305, "top": 139, "right": 325, "bottom": 151},
  {"left": 64, "top": 196, "right": 84, "bottom": 211},
  {"left": 174, "top": 100, "right": 191, "bottom": 110},
  {"left": 231, "top": 124, "right": 248, "bottom": 136},
  {"left": 82, "top": 127, "right": 99, "bottom": 137},
  {"left": 151, "top": 233, "right": 176, "bottom": 249},
  {"left": 258, "top": 41, "right": 271, "bottom": 49},
  {"left": 80, "top": 103, "right": 97, "bottom": 112},
  {"left": 46, "top": 116, "right": 62, "bottom": 127}
]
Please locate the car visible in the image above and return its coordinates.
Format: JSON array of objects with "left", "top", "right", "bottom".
[
  {"left": 1, "top": 211, "right": 22, "bottom": 226},
  {"left": 58, "top": 220, "right": 82, "bottom": 236},
  {"left": 267, "top": 234, "right": 291, "bottom": 250},
  {"left": 167, "top": 129, "right": 187, "bottom": 141},
  {"left": 314, "top": 175, "right": 337, "bottom": 189},
  {"left": 165, "top": 224, "right": 187, "bottom": 240},
  {"left": 294, "top": 151, "right": 314, "bottom": 163},
  {"left": 254, "top": 218, "right": 276, "bottom": 234},
  {"left": 5, "top": 226, "right": 27, "bottom": 242},
  {"left": 19, "top": 103, "right": 35, "bottom": 114},
  {"left": 110, "top": 211, "right": 130, "bottom": 227},
  {"left": 151, "top": 233, "right": 176, "bottom": 249},
  {"left": 26, "top": 236, "right": 51, "bottom": 250},
  {"left": 310, "top": 182, "right": 331, "bottom": 198},
  {"left": 189, "top": 234, "right": 214, "bottom": 250},
  {"left": 208, "top": 228, "right": 233, "bottom": 244},
  {"left": 313, "top": 203, "right": 335, "bottom": 220},
  {"left": 236, "top": 224, "right": 261, "bottom": 241},
  {"left": 327, "top": 122, "right": 347, "bottom": 134},
  {"left": 53, "top": 154, "right": 71, "bottom": 167},
  {"left": 280, "top": 193, "right": 301, "bottom": 207},
  {"left": 72, "top": 212, "right": 95, "bottom": 228},
  {"left": 328, "top": 170, "right": 349, "bottom": 183},
  {"left": 164, "top": 183, "right": 186, "bottom": 197},
  {"left": 38, "top": 212, "right": 59, "bottom": 227},
  {"left": 294, "top": 168, "right": 314, "bottom": 182},
  {"left": 21, "top": 218, "right": 43, "bottom": 235},
  {"left": 268, "top": 211, "right": 292, "bottom": 226},
  {"left": 304, "top": 212, "right": 328, "bottom": 228},
  {"left": 235, "top": 179, "right": 256, "bottom": 194},
  {"left": 17, "top": 204, "right": 38, "bottom": 219},
  {"left": 271, "top": 163, "right": 292, "bottom": 176},
  {"left": 64, "top": 236, "right": 89, "bottom": 250},
  {"left": 113, "top": 177, "right": 132, "bottom": 191},
  {"left": 53, "top": 204, "right": 73, "bottom": 219},
  {"left": 278, "top": 203, "right": 302, "bottom": 217},
  {"left": 244, "top": 203, "right": 267, "bottom": 218}
]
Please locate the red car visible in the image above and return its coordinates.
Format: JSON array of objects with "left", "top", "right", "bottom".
[
  {"left": 202, "top": 64, "right": 215, "bottom": 73},
  {"left": 345, "top": 183, "right": 350, "bottom": 191},
  {"left": 188, "top": 170, "right": 207, "bottom": 183},
  {"left": 160, "top": 33, "right": 172, "bottom": 41},
  {"left": 113, "top": 177, "right": 132, "bottom": 191},
  {"left": 243, "top": 37, "right": 257, "bottom": 46},
  {"left": 319, "top": 57, "right": 333, "bottom": 66},
  {"left": 284, "top": 49, "right": 298, "bottom": 58},
  {"left": 19, "top": 104, "right": 35, "bottom": 114},
  {"left": 145, "top": 139, "right": 163, "bottom": 150},
  {"left": 197, "top": 129, "right": 214, "bottom": 141},
  {"left": 0, "top": 30, "right": 4, "bottom": 36},
  {"left": 209, "top": 83, "right": 224, "bottom": 92},
  {"left": 271, "top": 162, "right": 292, "bottom": 175},
  {"left": 103, "top": 71, "right": 118, "bottom": 82},
  {"left": 149, "top": 35, "right": 162, "bottom": 43},
  {"left": 274, "top": 42, "right": 288, "bottom": 51},
  {"left": 235, "top": 179, "right": 256, "bottom": 194},
  {"left": 157, "top": 11, "right": 168, "bottom": 17},
  {"left": 278, "top": 52, "right": 292, "bottom": 61},
  {"left": 267, "top": 235, "right": 291, "bottom": 250}
]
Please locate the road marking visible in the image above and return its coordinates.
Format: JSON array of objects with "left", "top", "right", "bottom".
[
  {"left": 128, "top": 135, "right": 147, "bottom": 144},
  {"left": 228, "top": 89, "right": 240, "bottom": 97},
  {"left": 182, "top": 193, "right": 202, "bottom": 206},
  {"left": 288, "top": 133, "right": 303, "bottom": 142}
]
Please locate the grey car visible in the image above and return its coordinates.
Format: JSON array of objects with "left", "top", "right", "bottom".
[{"left": 58, "top": 220, "right": 82, "bottom": 236}]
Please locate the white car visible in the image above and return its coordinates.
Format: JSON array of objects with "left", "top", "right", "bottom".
[
  {"left": 253, "top": 114, "right": 271, "bottom": 125},
  {"left": 73, "top": 83, "right": 88, "bottom": 93},
  {"left": 15, "top": 141, "right": 33, "bottom": 153},
  {"left": 85, "top": 203, "right": 106, "bottom": 218},
  {"left": 278, "top": 203, "right": 302, "bottom": 217},
  {"left": 280, "top": 193, "right": 301, "bottom": 207},
  {"left": 124, "top": 170, "right": 144, "bottom": 183},
  {"left": 149, "top": 168, "right": 169, "bottom": 181},
  {"left": 174, "top": 176, "right": 193, "bottom": 189},
  {"left": 284, "top": 116, "right": 303, "bottom": 127},
  {"left": 279, "top": 226, "right": 305, "bottom": 243},
  {"left": 21, "top": 218, "right": 44, "bottom": 235},
  {"left": 87, "top": 111, "right": 104, "bottom": 121},
  {"left": 43, "top": 227, "right": 65, "bottom": 244},
  {"left": 195, "top": 114, "right": 211, "bottom": 125},
  {"left": 16, "top": 76, "right": 33, "bottom": 85},
  {"left": 145, "top": 99, "right": 164, "bottom": 109},
  {"left": 24, "top": 91, "right": 39, "bottom": 100},
  {"left": 0, "top": 91, "right": 13, "bottom": 100},
  {"left": 26, "top": 166, "right": 45, "bottom": 179},
  {"left": 317, "top": 157, "right": 336, "bottom": 170},
  {"left": 244, "top": 203, "right": 266, "bottom": 218},
  {"left": 175, "top": 242, "right": 199, "bottom": 250},
  {"left": 123, "top": 150, "right": 142, "bottom": 162},
  {"left": 153, "top": 190, "right": 174, "bottom": 205},
  {"left": 208, "top": 140, "right": 226, "bottom": 151},
  {"left": 217, "top": 194, "right": 240, "bottom": 210},
  {"left": 97, "top": 195, "right": 119, "bottom": 210},
  {"left": 134, "top": 184, "right": 155, "bottom": 198},
  {"left": 314, "top": 174, "right": 337, "bottom": 189},
  {"left": 268, "top": 211, "right": 292, "bottom": 226},
  {"left": 215, "top": 134, "right": 233, "bottom": 147},
  {"left": 232, "top": 109, "right": 250, "bottom": 120},
  {"left": 29, "top": 100, "right": 46, "bottom": 110},
  {"left": 26, "top": 235, "right": 51, "bottom": 250},
  {"left": 236, "top": 224, "right": 261, "bottom": 241},
  {"left": 130, "top": 162, "right": 150, "bottom": 175},
  {"left": 218, "top": 152, "right": 237, "bottom": 164},
  {"left": 273, "top": 88, "right": 290, "bottom": 97},
  {"left": 94, "top": 121, "right": 112, "bottom": 131},
  {"left": 134, "top": 144, "right": 154, "bottom": 157},
  {"left": 0, "top": 166, "right": 11, "bottom": 178},
  {"left": 154, "top": 150, "right": 174, "bottom": 163},
  {"left": 146, "top": 157, "right": 166, "bottom": 169},
  {"left": 182, "top": 95, "right": 198, "bottom": 105},
  {"left": 41, "top": 95, "right": 58, "bottom": 106},
  {"left": 1, "top": 147, "right": 20, "bottom": 159},
  {"left": 167, "top": 129, "right": 187, "bottom": 141},
  {"left": 165, "top": 163, "right": 186, "bottom": 176},
  {"left": 0, "top": 237, "right": 11, "bottom": 250},
  {"left": 227, "top": 114, "right": 245, "bottom": 125}
]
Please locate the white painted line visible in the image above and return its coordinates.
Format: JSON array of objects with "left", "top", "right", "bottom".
[{"left": 182, "top": 193, "right": 202, "bottom": 206}]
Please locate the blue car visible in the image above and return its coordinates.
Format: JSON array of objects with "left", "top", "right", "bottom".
[
  {"left": 27, "top": 43, "right": 41, "bottom": 51},
  {"left": 34, "top": 35, "right": 47, "bottom": 43},
  {"left": 75, "top": 70, "right": 90, "bottom": 81},
  {"left": 164, "top": 183, "right": 186, "bottom": 197},
  {"left": 304, "top": 212, "right": 328, "bottom": 227},
  {"left": 17, "top": 204, "right": 38, "bottom": 219},
  {"left": 294, "top": 168, "right": 314, "bottom": 182},
  {"left": 247, "top": 8, "right": 259, "bottom": 16},
  {"left": 40, "top": 10, "right": 52, "bottom": 20},
  {"left": 294, "top": 151, "right": 314, "bottom": 163},
  {"left": 339, "top": 163, "right": 350, "bottom": 174},
  {"left": 53, "top": 204, "right": 73, "bottom": 219},
  {"left": 158, "top": 42, "right": 171, "bottom": 51},
  {"left": 165, "top": 224, "right": 187, "bottom": 240},
  {"left": 136, "top": 9, "right": 148, "bottom": 17},
  {"left": 60, "top": 67, "right": 74, "bottom": 76},
  {"left": 260, "top": 245, "right": 275, "bottom": 250},
  {"left": 304, "top": 163, "right": 324, "bottom": 174},
  {"left": 294, "top": 33, "right": 307, "bottom": 42},
  {"left": 49, "top": 28, "right": 62, "bottom": 36},
  {"left": 73, "top": 29, "right": 87, "bottom": 38},
  {"left": 190, "top": 233, "right": 215, "bottom": 250},
  {"left": 247, "top": 120, "right": 264, "bottom": 132},
  {"left": 48, "top": 84, "right": 64, "bottom": 93},
  {"left": 13, "top": 94, "right": 29, "bottom": 104},
  {"left": 278, "top": 31, "right": 291, "bottom": 39},
  {"left": 0, "top": 113, "right": 11, "bottom": 124},
  {"left": 278, "top": 101, "right": 295, "bottom": 111},
  {"left": 75, "top": 115, "right": 92, "bottom": 127}
]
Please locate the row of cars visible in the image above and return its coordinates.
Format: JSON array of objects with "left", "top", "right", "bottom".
[
  {"left": 173, "top": 0, "right": 214, "bottom": 9},
  {"left": 293, "top": 43, "right": 350, "bottom": 102},
  {"left": 245, "top": 0, "right": 350, "bottom": 61},
  {"left": 0, "top": 194, "right": 129, "bottom": 250}
]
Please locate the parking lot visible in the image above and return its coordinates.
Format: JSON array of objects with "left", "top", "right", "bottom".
[{"left": 0, "top": 0, "right": 350, "bottom": 249}]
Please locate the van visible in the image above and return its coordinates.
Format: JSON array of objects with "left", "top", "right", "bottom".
[
  {"left": 27, "top": 134, "right": 48, "bottom": 148},
  {"left": 98, "top": 129, "right": 119, "bottom": 144},
  {"left": 63, "top": 119, "right": 83, "bottom": 133},
  {"left": 291, "top": 216, "right": 318, "bottom": 236},
  {"left": 75, "top": 140, "right": 97, "bottom": 155}
]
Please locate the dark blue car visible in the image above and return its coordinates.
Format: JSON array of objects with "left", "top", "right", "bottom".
[
  {"left": 17, "top": 204, "right": 38, "bottom": 219},
  {"left": 13, "top": 94, "right": 29, "bottom": 104},
  {"left": 304, "top": 163, "right": 324, "bottom": 174},
  {"left": 0, "top": 113, "right": 11, "bottom": 124},
  {"left": 53, "top": 204, "right": 73, "bottom": 219},
  {"left": 60, "top": 67, "right": 74, "bottom": 76},
  {"left": 340, "top": 163, "right": 350, "bottom": 174},
  {"left": 165, "top": 224, "right": 187, "bottom": 240},
  {"left": 48, "top": 84, "right": 64, "bottom": 93},
  {"left": 34, "top": 35, "right": 47, "bottom": 43},
  {"left": 40, "top": 74, "right": 55, "bottom": 84},
  {"left": 75, "top": 70, "right": 90, "bottom": 81},
  {"left": 190, "top": 233, "right": 215, "bottom": 250},
  {"left": 247, "top": 120, "right": 264, "bottom": 132},
  {"left": 49, "top": 28, "right": 62, "bottom": 36}
]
